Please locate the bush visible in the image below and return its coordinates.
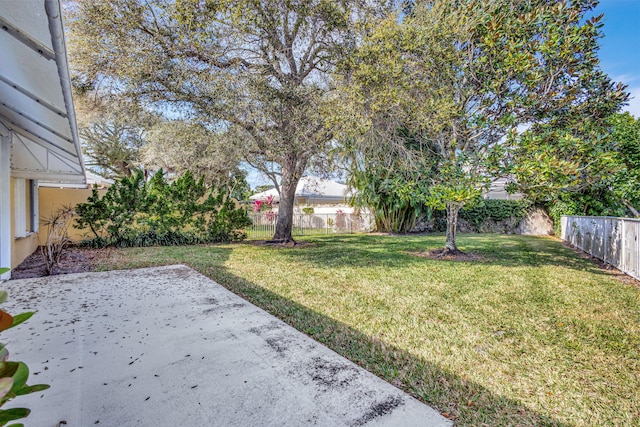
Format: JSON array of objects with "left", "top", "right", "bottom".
[
  {"left": 0, "top": 268, "right": 50, "bottom": 425},
  {"left": 459, "top": 199, "right": 533, "bottom": 230},
  {"left": 40, "top": 205, "right": 76, "bottom": 275},
  {"left": 75, "top": 170, "right": 251, "bottom": 247},
  {"left": 431, "top": 199, "right": 534, "bottom": 233}
]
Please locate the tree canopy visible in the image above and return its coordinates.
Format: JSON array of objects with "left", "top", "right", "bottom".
[
  {"left": 336, "top": 0, "right": 628, "bottom": 252},
  {"left": 67, "top": 0, "right": 389, "bottom": 242}
]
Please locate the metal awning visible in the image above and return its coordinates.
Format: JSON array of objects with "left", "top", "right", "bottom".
[{"left": 0, "top": 0, "right": 85, "bottom": 186}]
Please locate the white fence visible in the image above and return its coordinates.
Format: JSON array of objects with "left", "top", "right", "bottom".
[
  {"left": 247, "top": 212, "right": 375, "bottom": 240},
  {"left": 561, "top": 215, "right": 640, "bottom": 280}
]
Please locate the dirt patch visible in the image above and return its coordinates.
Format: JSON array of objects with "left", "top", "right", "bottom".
[
  {"left": 10, "top": 246, "right": 108, "bottom": 279},
  {"left": 407, "top": 249, "right": 487, "bottom": 262}
]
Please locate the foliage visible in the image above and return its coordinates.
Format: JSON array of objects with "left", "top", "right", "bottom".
[
  {"left": 459, "top": 199, "right": 533, "bottom": 231},
  {"left": 514, "top": 112, "right": 639, "bottom": 225},
  {"left": 77, "top": 98, "right": 156, "bottom": 179},
  {"left": 546, "top": 191, "right": 627, "bottom": 235},
  {"left": 0, "top": 273, "right": 50, "bottom": 426},
  {"left": 67, "top": 0, "right": 391, "bottom": 243},
  {"left": 429, "top": 199, "right": 535, "bottom": 233},
  {"left": 301, "top": 207, "right": 314, "bottom": 215},
  {"left": 346, "top": 130, "right": 434, "bottom": 233},
  {"left": 608, "top": 112, "right": 640, "bottom": 216},
  {"left": 336, "top": 0, "right": 628, "bottom": 252},
  {"left": 509, "top": 122, "right": 619, "bottom": 202},
  {"left": 40, "top": 206, "right": 76, "bottom": 276},
  {"left": 142, "top": 120, "right": 246, "bottom": 190},
  {"left": 75, "top": 170, "right": 251, "bottom": 247}
]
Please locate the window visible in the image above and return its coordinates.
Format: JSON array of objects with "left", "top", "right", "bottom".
[{"left": 14, "top": 178, "right": 38, "bottom": 238}]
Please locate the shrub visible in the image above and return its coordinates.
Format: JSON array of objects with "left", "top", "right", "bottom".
[
  {"left": 75, "top": 170, "right": 251, "bottom": 247},
  {"left": 0, "top": 268, "right": 50, "bottom": 425},
  {"left": 459, "top": 199, "right": 533, "bottom": 230},
  {"left": 40, "top": 205, "right": 76, "bottom": 275},
  {"left": 431, "top": 199, "right": 534, "bottom": 233}
]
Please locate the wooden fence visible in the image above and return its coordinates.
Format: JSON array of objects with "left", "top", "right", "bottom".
[{"left": 561, "top": 215, "right": 640, "bottom": 280}]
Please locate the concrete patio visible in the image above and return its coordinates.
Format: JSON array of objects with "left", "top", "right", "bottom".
[{"left": 2, "top": 265, "right": 451, "bottom": 426}]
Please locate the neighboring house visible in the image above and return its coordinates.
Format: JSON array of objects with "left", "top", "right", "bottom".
[
  {"left": 484, "top": 177, "right": 524, "bottom": 200},
  {"left": 0, "top": 0, "right": 86, "bottom": 278},
  {"left": 249, "top": 176, "right": 357, "bottom": 213}
]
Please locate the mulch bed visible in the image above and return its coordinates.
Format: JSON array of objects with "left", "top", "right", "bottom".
[{"left": 10, "top": 246, "right": 103, "bottom": 279}]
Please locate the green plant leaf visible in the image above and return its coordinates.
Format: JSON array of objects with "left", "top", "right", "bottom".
[
  {"left": 9, "top": 314, "right": 33, "bottom": 330},
  {"left": 14, "top": 384, "right": 49, "bottom": 396},
  {"left": 0, "top": 344, "right": 7, "bottom": 362},
  {"left": 0, "top": 269, "right": 8, "bottom": 276},
  {"left": 8, "top": 363, "right": 28, "bottom": 396},
  {"left": 0, "top": 363, "right": 19, "bottom": 380},
  {"left": 0, "top": 378, "right": 13, "bottom": 401},
  {"left": 7, "top": 423, "right": 25, "bottom": 427},
  {"left": 0, "top": 408, "right": 30, "bottom": 423},
  {"left": 0, "top": 292, "right": 7, "bottom": 305}
]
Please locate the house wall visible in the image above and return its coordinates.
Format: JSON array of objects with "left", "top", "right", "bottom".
[
  {"left": 38, "top": 187, "right": 107, "bottom": 245},
  {"left": 0, "top": 125, "right": 11, "bottom": 278},
  {"left": 10, "top": 177, "right": 39, "bottom": 268}
]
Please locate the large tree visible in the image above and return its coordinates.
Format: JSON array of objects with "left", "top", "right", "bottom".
[
  {"left": 67, "top": 0, "right": 387, "bottom": 243},
  {"left": 337, "top": 0, "right": 627, "bottom": 253},
  {"left": 608, "top": 112, "right": 640, "bottom": 217}
]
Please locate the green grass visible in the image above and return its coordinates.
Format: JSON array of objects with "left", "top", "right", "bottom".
[{"left": 93, "top": 233, "right": 640, "bottom": 426}]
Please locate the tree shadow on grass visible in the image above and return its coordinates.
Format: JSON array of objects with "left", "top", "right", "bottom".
[{"left": 195, "top": 257, "right": 570, "bottom": 427}]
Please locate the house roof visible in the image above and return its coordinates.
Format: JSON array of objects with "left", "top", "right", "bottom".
[
  {"left": 250, "top": 177, "right": 354, "bottom": 202},
  {"left": 0, "top": 0, "right": 85, "bottom": 186}
]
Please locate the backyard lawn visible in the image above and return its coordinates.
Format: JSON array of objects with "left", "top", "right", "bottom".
[{"left": 93, "top": 234, "right": 640, "bottom": 426}]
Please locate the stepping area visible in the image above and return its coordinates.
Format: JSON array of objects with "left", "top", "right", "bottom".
[{"left": 2, "top": 265, "right": 451, "bottom": 426}]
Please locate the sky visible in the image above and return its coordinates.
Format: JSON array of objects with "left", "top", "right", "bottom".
[{"left": 592, "top": 0, "right": 640, "bottom": 117}]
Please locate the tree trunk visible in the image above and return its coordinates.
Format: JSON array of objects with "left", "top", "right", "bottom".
[
  {"left": 622, "top": 199, "right": 640, "bottom": 218},
  {"left": 444, "top": 202, "right": 463, "bottom": 254},
  {"left": 271, "top": 161, "right": 303, "bottom": 243}
]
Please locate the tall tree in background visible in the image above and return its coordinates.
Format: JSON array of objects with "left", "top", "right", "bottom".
[
  {"left": 78, "top": 103, "right": 155, "bottom": 179},
  {"left": 510, "top": 112, "right": 639, "bottom": 226},
  {"left": 337, "top": 0, "right": 627, "bottom": 253},
  {"left": 608, "top": 112, "right": 640, "bottom": 217},
  {"left": 143, "top": 120, "right": 245, "bottom": 191},
  {"left": 67, "top": 0, "right": 388, "bottom": 243}
]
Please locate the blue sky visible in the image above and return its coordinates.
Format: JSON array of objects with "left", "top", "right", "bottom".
[{"left": 593, "top": 0, "right": 640, "bottom": 117}]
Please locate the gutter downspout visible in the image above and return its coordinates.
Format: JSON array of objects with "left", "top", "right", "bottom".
[{"left": 45, "top": 0, "right": 86, "bottom": 186}]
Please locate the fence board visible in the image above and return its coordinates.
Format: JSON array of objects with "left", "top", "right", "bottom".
[{"left": 561, "top": 215, "right": 640, "bottom": 280}]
